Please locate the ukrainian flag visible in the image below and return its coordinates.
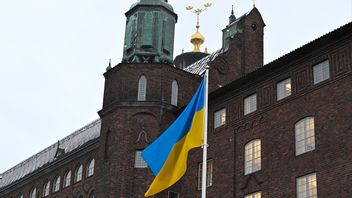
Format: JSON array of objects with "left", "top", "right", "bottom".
[{"left": 142, "top": 79, "right": 205, "bottom": 197}]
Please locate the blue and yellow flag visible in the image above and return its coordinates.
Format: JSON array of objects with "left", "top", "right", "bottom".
[{"left": 142, "top": 79, "right": 205, "bottom": 197}]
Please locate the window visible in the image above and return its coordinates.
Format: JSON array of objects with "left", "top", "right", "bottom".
[
  {"left": 297, "top": 173, "right": 317, "bottom": 198},
  {"left": 53, "top": 176, "right": 60, "bottom": 192},
  {"left": 245, "top": 191, "right": 262, "bottom": 198},
  {"left": 197, "top": 159, "right": 213, "bottom": 190},
  {"left": 43, "top": 181, "right": 50, "bottom": 197},
  {"left": 245, "top": 139, "right": 261, "bottom": 175},
  {"left": 171, "top": 80, "right": 178, "bottom": 106},
  {"left": 29, "top": 188, "right": 37, "bottom": 198},
  {"left": 277, "top": 78, "right": 292, "bottom": 100},
  {"left": 89, "top": 191, "right": 96, "bottom": 198},
  {"left": 63, "top": 170, "right": 71, "bottom": 188},
  {"left": 295, "top": 117, "right": 315, "bottom": 156},
  {"left": 138, "top": 75, "right": 147, "bottom": 101},
  {"left": 74, "top": 164, "right": 83, "bottom": 183},
  {"left": 244, "top": 94, "right": 257, "bottom": 115},
  {"left": 17, "top": 193, "right": 24, "bottom": 198},
  {"left": 87, "top": 158, "right": 95, "bottom": 177},
  {"left": 168, "top": 191, "right": 180, "bottom": 198},
  {"left": 134, "top": 150, "right": 148, "bottom": 168},
  {"left": 214, "top": 108, "right": 226, "bottom": 128},
  {"left": 313, "top": 60, "right": 329, "bottom": 84}
]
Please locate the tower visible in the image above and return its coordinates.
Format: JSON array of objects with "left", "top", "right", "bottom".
[
  {"left": 96, "top": 1, "right": 199, "bottom": 197},
  {"left": 122, "top": 0, "right": 178, "bottom": 64}
]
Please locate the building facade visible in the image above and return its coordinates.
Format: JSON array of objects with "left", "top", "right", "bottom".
[{"left": 1, "top": 0, "right": 352, "bottom": 197}]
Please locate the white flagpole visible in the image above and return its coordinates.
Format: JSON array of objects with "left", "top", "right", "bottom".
[{"left": 201, "top": 65, "right": 209, "bottom": 198}]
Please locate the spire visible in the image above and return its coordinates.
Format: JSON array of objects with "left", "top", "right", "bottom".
[
  {"left": 229, "top": 5, "right": 236, "bottom": 24},
  {"left": 186, "top": 3, "right": 212, "bottom": 52}
]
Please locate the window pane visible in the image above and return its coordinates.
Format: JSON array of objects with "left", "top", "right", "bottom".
[
  {"left": 297, "top": 173, "right": 317, "bottom": 198},
  {"left": 214, "top": 108, "right": 226, "bottom": 128},
  {"left": 277, "top": 78, "right": 292, "bottom": 100},
  {"left": 135, "top": 151, "right": 148, "bottom": 168},
  {"left": 171, "top": 80, "right": 178, "bottom": 106},
  {"left": 197, "top": 159, "right": 213, "bottom": 190},
  {"left": 168, "top": 191, "right": 180, "bottom": 198},
  {"left": 295, "top": 117, "right": 315, "bottom": 155},
  {"left": 244, "top": 94, "right": 257, "bottom": 115},
  {"left": 313, "top": 60, "right": 329, "bottom": 84},
  {"left": 245, "top": 191, "right": 261, "bottom": 198},
  {"left": 245, "top": 139, "right": 261, "bottom": 175},
  {"left": 138, "top": 76, "right": 147, "bottom": 101}
]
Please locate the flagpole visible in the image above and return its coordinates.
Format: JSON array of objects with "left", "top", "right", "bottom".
[{"left": 201, "top": 65, "right": 209, "bottom": 198}]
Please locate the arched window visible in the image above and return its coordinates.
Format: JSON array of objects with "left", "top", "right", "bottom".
[
  {"left": 43, "top": 181, "right": 50, "bottom": 197},
  {"left": 171, "top": 80, "right": 178, "bottom": 106},
  {"left": 74, "top": 164, "right": 83, "bottom": 183},
  {"left": 63, "top": 170, "right": 71, "bottom": 188},
  {"left": 29, "top": 187, "right": 37, "bottom": 198},
  {"left": 137, "top": 75, "right": 147, "bottom": 101},
  {"left": 53, "top": 176, "right": 60, "bottom": 192},
  {"left": 295, "top": 117, "right": 315, "bottom": 156},
  {"left": 89, "top": 191, "right": 96, "bottom": 198},
  {"left": 87, "top": 158, "right": 95, "bottom": 177},
  {"left": 17, "top": 193, "right": 24, "bottom": 198},
  {"left": 244, "top": 139, "right": 261, "bottom": 175}
]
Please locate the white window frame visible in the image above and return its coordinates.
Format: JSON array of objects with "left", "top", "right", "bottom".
[
  {"left": 244, "top": 139, "right": 261, "bottom": 175},
  {"left": 297, "top": 173, "right": 317, "bottom": 198},
  {"left": 313, "top": 60, "right": 330, "bottom": 84},
  {"left": 277, "top": 78, "right": 292, "bottom": 100},
  {"left": 43, "top": 181, "right": 50, "bottom": 197},
  {"left": 53, "top": 176, "right": 60, "bottom": 192},
  {"left": 171, "top": 80, "right": 178, "bottom": 106},
  {"left": 74, "top": 165, "right": 83, "bottom": 183},
  {"left": 87, "top": 158, "right": 95, "bottom": 177},
  {"left": 244, "top": 94, "right": 257, "bottom": 115},
  {"left": 295, "top": 117, "right": 315, "bottom": 156},
  {"left": 214, "top": 108, "right": 226, "bottom": 128},
  {"left": 63, "top": 170, "right": 71, "bottom": 188},
  {"left": 134, "top": 150, "right": 148, "bottom": 168},
  {"left": 197, "top": 159, "right": 213, "bottom": 190},
  {"left": 138, "top": 75, "right": 147, "bottom": 101},
  {"left": 245, "top": 191, "right": 262, "bottom": 198}
]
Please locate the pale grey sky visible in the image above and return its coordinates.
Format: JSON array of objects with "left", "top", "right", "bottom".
[{"left": 0, "top": 0, "right": 351, "bottom": 173}]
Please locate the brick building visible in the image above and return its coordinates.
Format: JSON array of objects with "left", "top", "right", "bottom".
[{"left": 1, "top": 0, "right": 351, "bottom": 197}]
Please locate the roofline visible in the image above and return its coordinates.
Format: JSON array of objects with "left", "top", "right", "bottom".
[{"left": 210, "top": 21, "right": 352, "bottom": 99}]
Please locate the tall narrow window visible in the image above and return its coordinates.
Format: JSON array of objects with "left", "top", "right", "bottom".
[
  {"left": 171, "top": 80, "right": 178, "bottom": 106},
  {"left": 17, "top": 193, "right": 24, "bottom": 198},
  {"left": 295, "top": 117, "right": 315, "bottom": 156},
  {"left": 89, "top": 191, "right": 96, "bottom": 198},
  {"left": 134, "top": 150, "right": 148, "bottom": 168},
  {"left": 29, "top": 188, "right": 37, "bottom": 198},
  {"left": 297, "top": 173, "right": 317, "bottom": 198},
  {"left": 244, "top": 94, "right": 257, "bottom": 115},
  {"left": 43, "top": 181, "right": 50, "bottom": 197},
  {"left": 245, "top": 191, "right": 262, "bottom": 198},
  {"left": 214, "top": 108, "right": 226, "bottom": 128},
  {"left": 277, "top": 78, "right": 292, "bottom": 100},
  {"left": 313, "top": 60, "right": 329, "bottom": 84},
  {"left": 53, "top": 176, "right": 60, "bottom": 192},
  {"left": 138, "top": 75, "right": 147, "bottom": 101},
  {"left": 74, "top": 164, "right": 83, "bottom": 183},
  {"left": 63, "top": 170, "right": 71, "bottom": 188},
  {"left": 87, "top": 158, "right": 95, "bottom": 177},
  {"left": 245, "top": 139, "right": 261, "bottom": 175},
  {"left": 197, "top": 159, "right": 213, "bottom": 190}
]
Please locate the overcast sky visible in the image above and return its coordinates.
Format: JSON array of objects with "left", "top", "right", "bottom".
[{"left": 0, "top": 0, "right": 351, "bottom": 173}]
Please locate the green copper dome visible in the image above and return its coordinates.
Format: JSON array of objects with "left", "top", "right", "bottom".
[{"left": 122, "top": 0, "right": 177, "bottom": 64}]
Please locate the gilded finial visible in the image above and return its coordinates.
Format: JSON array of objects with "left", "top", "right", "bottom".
[
  {"left": 205, "top": 47, "right": 208, "bottom": 54},
  {"left": 186, "top": 2, "right": 212, "bottom": 52}
]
